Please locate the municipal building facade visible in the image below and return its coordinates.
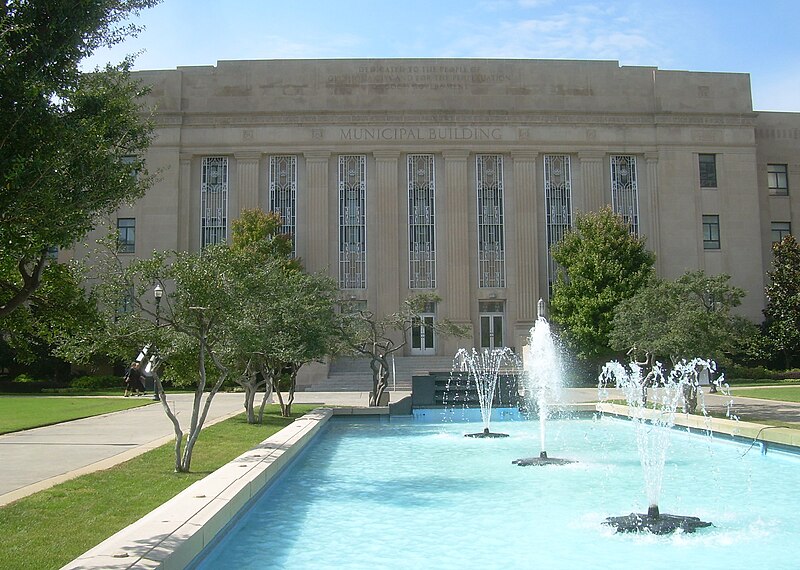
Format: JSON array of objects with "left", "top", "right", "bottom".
[{"left": 84, "top": 59, "right": 800, "bottom": 368}]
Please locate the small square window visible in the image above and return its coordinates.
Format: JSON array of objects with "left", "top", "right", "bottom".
[
  {"left": 768, "top": 164, "right": 789, "bottom": 196},
  {"left": 703, "top": 215, "right": 720, "bottom": 249},
  {"left": 771, "top": 221, "right": 791, "bottom": 244},
  {"left": 699, "top": 154, "right": 717, "bottom": 188},
  {"left": 117, "top": 218, "right": 135, "bottom": 253}
]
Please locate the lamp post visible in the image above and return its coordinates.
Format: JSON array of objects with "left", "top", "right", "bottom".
[{"left": 153, "top": 283, "right": 163, "bottom": 400}]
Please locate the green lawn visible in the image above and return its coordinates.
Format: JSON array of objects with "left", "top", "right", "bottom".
[
  {"left": 0, "top": 405, "right": 317, "bottom": 570},
  {"left": 730, "top": 385, "right": 800, "bottom": 403},
  {"left": 0, "top": 396, "right": 154, "bottom": 434}
]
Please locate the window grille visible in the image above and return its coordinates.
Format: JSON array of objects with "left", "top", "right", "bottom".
[
  {"left": 703, "top": 215, "right": 720, "bottom": 249},
  {"left": 771, "top": 221, "right": 791, "bottom": 244},
  {"left": 117, "top": 218, "right": 136, "bottom": 253},
  {"left": 339, "top": 155, "right": 367, "bottom": 289},
  {"left": 610, "top": 155, "right": 639, "bottom": 235},
  {"left": 544, "top": 155, "right": 572, "bottom": 295},
  {"left": 476, "top": 155, "right": 506, "bottom": 288},
  {"left": 408, "top": 154, "right": 436, "bottom": 289},
  {"left": 201, "top": 157, "right": 228, "bottom": 247},
  {"left": 699, "top": 154, "right": 717, "bottom": 188},
  {"left": 269, "top": 155, "right": 297, "bottom": 256},
  {"left": 768, "top": 164, "right": 789, "bottom": 196}
]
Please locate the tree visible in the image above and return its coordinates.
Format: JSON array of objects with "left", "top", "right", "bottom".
[
  {"left": 610, "top": 271, "right": 751, "bottom": 367},
  {"left": 550, "top": 207, "right": 655, "bottom": 361},
  {"left": 226, "top": 209, "right": 345, "bottom": 420},
  {"left": 763, "top": 235, "right": 800, "bottom": 368},
  {"left": 346, "top": 294, "right": 467, "bottom": 406},
  {"left": 0, "top": 0, "right": 158, "bottom": 319},
  {"left": 59, "top": 245, "right": 238, "bottom": 473}
]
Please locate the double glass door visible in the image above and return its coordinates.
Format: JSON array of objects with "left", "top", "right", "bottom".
[{"left": 411, "top": 313, "right": 435, "bottom": 354}]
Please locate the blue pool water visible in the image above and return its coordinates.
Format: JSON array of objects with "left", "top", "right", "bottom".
[{"left": 194, "top": 415, "right": 800, "bottom": 569}]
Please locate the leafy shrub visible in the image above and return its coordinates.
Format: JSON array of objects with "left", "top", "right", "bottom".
[
  {"left": 13, "top": 373, "right": 37, "bottom": 383},
  {"left": 70, "top": 375, "right": 123, "bottom": 391}
]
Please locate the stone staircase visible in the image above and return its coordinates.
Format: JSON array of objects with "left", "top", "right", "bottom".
[{"left": 303, "top": 355, "right": 457, "bottom": 392}]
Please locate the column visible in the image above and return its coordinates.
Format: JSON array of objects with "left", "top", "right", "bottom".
[
  {"left": 511, "top": 152, "right": 539, "bottom": 322},
  {"left": 442, "top": 150, "right": 471, "bottom": 324},
  {"left": 178, "top": 154, "right": 192, "bottom": 251},
  {"left": 303, "top": 151, "right": 331, "bottom": 275},
  {"left": 645, "top": 153, "right": 662, "bottom": 273},
  {"left": 373, "top": 151, "right": 401, "bottom": 318},
  {"left": 235, "top": 151, "right": 261, "bottom": 212},
  {"left": 579, "top": 152, "right": 606, "bottom": 212}
]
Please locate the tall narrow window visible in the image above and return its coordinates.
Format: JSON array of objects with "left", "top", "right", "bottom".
[
  {"left": 408, "top": 154, "right": 436, "bottom": 289},
  {"left": 201, "top": 157, "right": 228, "bottom": 247},
  {"left": 476, "top": 154, "right": 505, "bottom": 288},
  {"left": 610, "top": 155, "right": 639, "bottom": 235},
  {"left": 117, "top": 218, "right": 135, "bottom": 253},
  {"left": 339, "top": 155, "right": 367, "bottom": 289},
  {"left": 771, "top": 221, "right": 791, "bottom": 244},
  {"left": 699, "top": 154, "right": 717, "bottom": 188},
  {"left": 768, "top": 164, "right": 789, "bottom": 196},
  {"left": 544, "top": 155, "right": 572, "bottom": 294},
  {"left": 703, "top": 215, "right": 720, "bottom": 249},
  {"left": 269, "top": 155, "right": 297, "bottom": 256}
]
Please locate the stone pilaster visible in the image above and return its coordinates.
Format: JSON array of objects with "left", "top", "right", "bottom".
[
  {"left": 235, "top": 151, "right": 262, "bottom": 212},
  {"left": 373, "top": 151, "right": 401, "bottom": 318},
  {"left": 303, "top": 151, "right": 331, "bottom": 275},
  {"left": 511, "top": 151, "right": 539, "bottom": 322},
  {"left": 579, "top": 152, "right": 607, "bottom": 212},
  {"left": 178, "top": 154, "right": 192, "bottom": 252},
  {"left": 645, "top": 153, "right": 662, "bottom": 273},
  {"left": 442, "top": 150, "right": 471, "bottom": 324}
]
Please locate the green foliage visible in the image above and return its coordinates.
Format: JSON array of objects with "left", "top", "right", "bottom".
[
  {"left": 12, "top": 373, "right": 36, "bottom": 383},
  {"left": 0, "top": 0, "right": 158, "bottom": 320},
  {"left": 70, "top": 375, "right": 122, "bottom": 391},
  {"left": 763, "top": 235, "right": 800, "bottom": 368},
  {"left": 610, "top": 271, "right": 753, "bottom": 366},
  {"left": 550, "top": 207, "right": 655, "bottom": 360}
]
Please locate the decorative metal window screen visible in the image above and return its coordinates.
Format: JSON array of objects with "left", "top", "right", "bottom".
[
  {"left": 476, "top": 155, "right": 506, "bottom": 288},
  {"left": 544, "top": 155, "right": 572, "bottom": 295},
  {"left": 269, "top": 155, "right": 297, "bottom": 256},
  {"left": 408, "top": 154, "right": 436, "bottom": 289},
  {"left": 338, "top": 155, "right": 367, "bottom": 289},
  {"left": 610, "top": 155, "right": 640, "bottom": 235},
  {"left": 201, "top": 157, "right": 229, "bottom": 247}
]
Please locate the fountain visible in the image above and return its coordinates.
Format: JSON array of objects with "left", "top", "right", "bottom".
[
  {"left": 514, "top": 299, "right": 575, "bottom": 466},
  {"left": 453, "top": 347, "right": 519, "bottom": 438},
  {"left": 599, "top": 358, "right": 714, "bottom": 534}
]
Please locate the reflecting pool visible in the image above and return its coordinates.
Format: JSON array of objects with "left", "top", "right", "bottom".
[{"left": 193, "top": 416, "right": 800, "bottom": 570}]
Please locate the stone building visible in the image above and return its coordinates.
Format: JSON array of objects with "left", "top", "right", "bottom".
[{"left": 77, "top": 58, "right": 800, "bottom": 385}]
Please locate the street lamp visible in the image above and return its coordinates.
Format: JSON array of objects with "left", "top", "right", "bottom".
[{"left": 153, "top": 283, "right": 163, "bottom": 400}]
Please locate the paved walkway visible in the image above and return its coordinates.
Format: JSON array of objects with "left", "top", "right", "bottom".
[{"left": 1, "top": 388, "right": 799, "bottom": 507}]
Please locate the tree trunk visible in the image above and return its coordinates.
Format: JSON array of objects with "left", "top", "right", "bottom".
[
  {"left": 369, "top": 355, "right": 390, "bottom": 406},
  {"left": 152, "top": 371, "right": 185, "bottom": 472}
]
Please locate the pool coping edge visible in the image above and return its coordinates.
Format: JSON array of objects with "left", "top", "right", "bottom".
[{"left": 60, "top": 407, "right": 335, "bottom": 570}]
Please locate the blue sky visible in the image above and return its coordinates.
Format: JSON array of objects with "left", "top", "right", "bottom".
[{"left": 83, "top": 0, "right": 800, "bottom": 111}]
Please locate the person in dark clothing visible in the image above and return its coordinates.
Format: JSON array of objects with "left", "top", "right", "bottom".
[{"left": 124, "top": 361, "right": 145, "bottom": 396}]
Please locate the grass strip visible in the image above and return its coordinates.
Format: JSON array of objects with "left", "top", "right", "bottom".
[
  {"left": 0, "top": 404, "right": 317, "bottom": 570},
  {"left": 0, "top": 396, "right": 153, "bottom": 434},
  {"left": 730, "top": 385, "right": 800, "bottom": 403}
]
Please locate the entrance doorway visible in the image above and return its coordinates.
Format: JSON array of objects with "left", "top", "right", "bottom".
[
  {"left": 479, "top": 301, "right": 505, "bottom": 349},
  {"left": 411, "top": 313, "right": 435, "bottom": 355}
]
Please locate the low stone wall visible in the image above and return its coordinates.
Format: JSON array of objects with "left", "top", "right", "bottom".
[{"left": 62, "top": 407, "right": 334, "bottom": 570}]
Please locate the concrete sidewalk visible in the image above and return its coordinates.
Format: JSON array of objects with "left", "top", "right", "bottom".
[{"left": 0, "top": 391, "right": 378, "bottom": 506}]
